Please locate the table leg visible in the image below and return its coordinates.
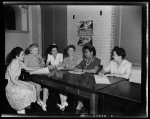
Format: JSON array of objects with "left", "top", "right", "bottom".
[{"left": 90, "top": 93, "right": 98, "bottom": 114}]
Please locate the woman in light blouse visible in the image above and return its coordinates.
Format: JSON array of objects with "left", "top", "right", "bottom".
[
  {"left": 24, "top": 44, "right": 48, "bottom": 111},
  {"left": 45, "top": 44, "right": 63, "bottom": 108},
  {"left": 46, "top": 44, "right": 63, "bottom": 68},
  {"left": 57, "top": 45, "right": 81, "bottom": 111},
  {"left": 99, "top": 46, "right": 132, "bottom": 79},
  {"left": 5, "top": 47, "right": 38, "bottom": 114}
]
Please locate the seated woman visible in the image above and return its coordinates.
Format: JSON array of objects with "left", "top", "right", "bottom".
[
  {"left": 5, "top": 47, "right": 38, "bottom": 114},
  {"left": 57, "top": 45, "right": 81, "bottom": 111},
  {"left": 73, "top": 44, "right": 101, "bottom": 113},
  {"left": 99, "top": 46, "right": 132, "bottom": 79},
  {"left": 46, "top": 44, "right": 63, "bottom": 69},
  {"left": 45, "top": 44, "right": 63, "bottom": 109},
  {"left": 24, "top": 44, "right": 48, "bottom": 111},
  {"left": 62, "top": 45, "right": 81, "bottom": 70}
]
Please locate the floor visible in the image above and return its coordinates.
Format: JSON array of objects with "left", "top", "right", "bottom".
[
  {"left": 1, "top": 83, "right": 146, "bottom": 117},
  {"left": 2, "top": 88, "right": 90, "bottom": 117}
]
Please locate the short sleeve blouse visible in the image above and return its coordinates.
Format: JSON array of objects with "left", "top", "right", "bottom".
[
  {"left": 47, "top": 53, "right": 63, "bottom": 66},
  {"left": 104, "top": 59, "right": 132, "bottom": 76}
]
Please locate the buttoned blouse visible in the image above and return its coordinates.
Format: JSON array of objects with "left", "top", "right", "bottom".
[
  {"left": 47, "top": 53, "right": 63, "bottom": 66},
  {"left": 104, "top": 59, "right": 132, "bottom": 76}
]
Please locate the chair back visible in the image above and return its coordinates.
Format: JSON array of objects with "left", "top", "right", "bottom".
[{"left": 95, "top": 65, "right": 103, "bottom": 74}]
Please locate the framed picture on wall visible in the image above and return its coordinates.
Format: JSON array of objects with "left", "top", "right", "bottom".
[
  {"left": 77, "top": 36, "right": 93, "bottom": 46},
  {"left": 77, "top": 20, "right": 93, "bottom": 36}
]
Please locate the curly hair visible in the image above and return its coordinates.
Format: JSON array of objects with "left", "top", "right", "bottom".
[
  {"left": 28, "top": 44, "right": 38, "bottom": 51},
  {"left": 112, "top": 46, "right": 126, "bottom": 59},
  {"left": 82, "top": 44, "right": 96, "bottom": 56},
  {"left": 46, "top": 44, "right": 58, "bottom": 55},
  {"left": 64, "top": 45, "right": 76, "bottom": 57},
  {"left": 111, "top": 46, "right": 120, "bottom": 60},
  {"left": 115, "top": 47, "right": 126, "bottom": 59},
  {"left": 24, "top": 43, "right": 38, "bottom": 55}
]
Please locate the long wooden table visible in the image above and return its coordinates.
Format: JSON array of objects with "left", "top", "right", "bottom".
[
  {"left": 29, "top": 69, "right": 127, "bottom": 114},
  {"left": 99, "top": 80, "right": 143, "bottom": 116}
]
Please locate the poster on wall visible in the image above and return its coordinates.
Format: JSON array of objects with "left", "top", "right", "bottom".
[
  {"left": 77, "top": 36, "right": 93, "bottom": 46},
  {"left": 77, "top": 20, "right": 93, "bottom": 36},
  {"left": 77, "top": 20, "right": 93, "bottom": 46}
]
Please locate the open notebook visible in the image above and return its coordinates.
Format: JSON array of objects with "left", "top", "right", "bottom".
[
  {"left": 94, "top": 75, "right": 110, "bottom": 84},
  {"left": 30, "top": 67, "right": 50, "bottom": 74}
]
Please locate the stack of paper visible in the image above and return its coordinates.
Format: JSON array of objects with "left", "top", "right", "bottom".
[
  {"left": 94, "top": 75, "right": 110, "bottom": 84},
  {"left": 30, "top": 67, "right": 49, "bottom": 74}
]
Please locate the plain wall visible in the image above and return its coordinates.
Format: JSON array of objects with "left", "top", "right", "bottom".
[
  {"left": 120, "top": 6, "right": 142, "bottom": 66},
  {"left": 5, "top": 32, "right": 30, "bottom": 60}
]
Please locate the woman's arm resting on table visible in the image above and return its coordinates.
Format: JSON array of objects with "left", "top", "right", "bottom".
[
  {"left": 21, "top": 62, "right": 40, "bottom": 71},
  {"left": 83, "top": 66, "right": 99, "bottom": 73}
]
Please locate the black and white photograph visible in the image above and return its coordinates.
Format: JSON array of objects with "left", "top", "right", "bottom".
[
  {"left": 77, "top": 20, "right": 93, "bottom": 36},
  {"left": 3, "top": 1, "right": 148, "bottom": 118},
  {"left": 78, "top": 36, "right": 93, "bottom": 46}
]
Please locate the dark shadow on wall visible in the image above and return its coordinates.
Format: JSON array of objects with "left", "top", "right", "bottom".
[{"left": 5, "top": 52, "right": 12, "bottom": 67}]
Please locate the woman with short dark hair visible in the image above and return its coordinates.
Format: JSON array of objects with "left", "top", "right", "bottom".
[
  {"left": 45, "top": 44, "right": 64, "bottom": 110},
  {"left": 73, "top": 44, "right": 101, "bottom": 113},
  {"left": 57, "top": 45, "right": 81, "bottom": 111},
  {"left": 99, "top": 46, "right": 132, "bottom": 79},
  {"left": 46, "top": 44, "right": 63, "bottom": 69},
  {"left": 5, "top": 47, "right": 38, "bottom": 114},
  {"left": 74, "top": 44, "right": 100, "bottom": 73}
]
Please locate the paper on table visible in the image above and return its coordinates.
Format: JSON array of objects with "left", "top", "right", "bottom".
[
  {"left": 57, "top": 67, "right": 65, "bottom": 70},
  {"left": 68, "top": 71, "right": 84, "bottom": 74},
  {"left": 30, "top": 67, "right": 49, "bottom": 74},
  {"left": 94, "top": 75, "right": 110, "bottom": 84}
]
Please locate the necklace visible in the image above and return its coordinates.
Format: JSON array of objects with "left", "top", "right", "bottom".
[{"left": 85, "top": 57, "right": 95, "bottom": 69}]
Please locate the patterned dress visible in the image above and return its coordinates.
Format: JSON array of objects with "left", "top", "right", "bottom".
[
  {"left": 63, "top": 56, "right": 81, "bottom": 69},
  {"left": 5, "top": 59, "right": 36, "bottom": 111}
]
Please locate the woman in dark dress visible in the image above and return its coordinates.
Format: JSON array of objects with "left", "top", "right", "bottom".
[{"left": 73, "top": 44, "right": 101, "bottom": 113}]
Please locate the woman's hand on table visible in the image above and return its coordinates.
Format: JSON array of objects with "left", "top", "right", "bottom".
[
  {"left": 27, "top": 67, "right": 41, "bottom": 74},
  {"left": 98, "top": 72, "right": 105, "bottom": 77},
  {"left": 105, "top": 73, "right": 114, "bottom": 77},
  {"left": 73, "top": 67, "right": 82, "bottom": 72},
  {"left": 48, "top": 65, "right": 56, "bottom": 70}
]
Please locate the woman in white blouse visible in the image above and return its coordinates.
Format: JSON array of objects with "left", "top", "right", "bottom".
[
  {"left": 46, "top": 44, "right": 63, "bottom": 69},
  {"left": 45, "top": 44, "right": 63, "bottom": 109},
  {"left": 99, "top": 46, "right": 132, "bottom": 79}
]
